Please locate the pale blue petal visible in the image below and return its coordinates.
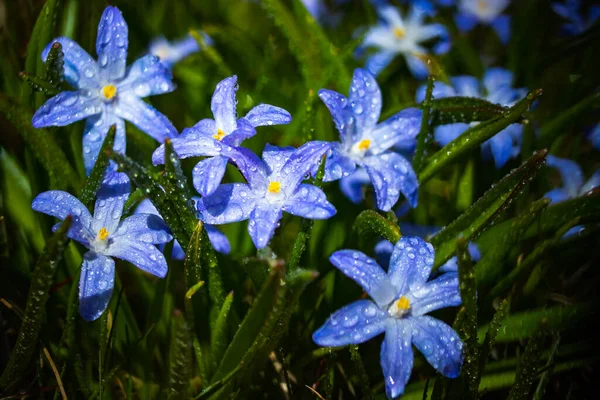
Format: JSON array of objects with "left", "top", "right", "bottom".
[
  {"left": 546, "top": 155, "right": 584, "bottom": 198},
  {"left": 115, "top": 96, "right": 177, "bottom": 142},
  {"left": 92, "top": 172, "right": 130, "bottom": 234},
  {"left": 244, "top": 104, "right": 292, "bottom": 127},
  {"left": 450, "top": 76, "right": 480, "bottom": 97},
  {"left": 197, "top": 183, "right": 256, "bottom": 224},
  {"left": 312, "top": 300, "right": 388, "bottom": 347},
  {"left": 118, "top": 54, "right": 175, "bottom": 96},
  {"left": 32, "top": 191, "right": 94, "bottom": 243},
  {"left": 388, "top": 236, "right": 435, "bottom": 294},
  {"left": 339, "top": 168, "right": 371, "bottom": 204},
  {"left": 490, "top": 14, "right": 511, "bottom": 44},
  {"left": 370, "top": 108, "right": 422, "bottom": 154},
  {"left": 349, "top": 68, "right": 382, "bottom": 132},
  {"left": 221, "top": 118, "right": 256, "bottom": 147},
  {"left": 279, "top": 141, "right": 332, "bottom": 192},
  {"left": 322, "top": 145, "right": 357, "bottom": 182},
  {"left": 365, "top": 50, "right": 396, "bottom": 77},
  {"left": 410, "top": 272, "right": 461, "bottom": 316},
  {"left": 580, "top": 170, "right": 600, "bottom": 195},
  {"left": 152, "top": 135, "right": 221, "bottom": 165},
  {"left": 41, "top": 38, "right": 99, "bottom": 89},
  {"left": 79, "top": 252, "right": 115, "bottom": 321},
  {"left": 96, "top": 6, "right": 128, "bottom": 81},
  {"left": 486, "top": 128, "right": 514, "bottom": 168},
  {"left": 406, "top": 54, "right": 429, "bottom": 80},
  {"left": 380, "top": 319, "right": 414, "bottom": 399},
  {"left": 181, "top": 119, "right": 217, "bottom": 139},
  {"left": 544, "top": 188, "right": 570, "bottom": 204},
  {"left": 263, "top": 144, "right": 296, "bottom": 176},
  {"left": 192, "top": 156, "right": 229, "bottom": 197},
  {"left": 112, "top": 214, "right": 172, "bottom": 244},
  {"left": 416, "top": 81, "right": 456, "bottom": 103},
  {"left": 82, "top": 113, "right": 126, "bottom": 174},
  {"left": 284, "top": 184, "right": 336, "bottom": 219},
  {"left": 32, "top": 91, "right": 102, "bottom": 128},
  {"left": 205, "top": 225, "right": 231, "bottom": 254},
  {"left": 363, "top": 152, "right": 419, "bottom": 211},
  {"left": 171, "top": 241, "right": 185, "bottom": 260},
  {"left": 211, "top": 75, "right": 238, "bottom": 134},
  {"left": 483, "top": 68, "right": 514, "bottom": 94},
  {"left": 329, "top": 250, "right": 396, "bottom": 306},
  {"left": 106, "top": 240, "right": 168, "bottom": 278},
  {"left": 219, "top": 146, "right": 269, "bottom": 189},
  {"left": 410, "top": 316, "right": 463, "bottom": 377},
  {"left": 318, "top": 89, "right": 352, "bottom": 143},
  {"left": 248, "top": 203, "right": 282, "bottom": 249}
]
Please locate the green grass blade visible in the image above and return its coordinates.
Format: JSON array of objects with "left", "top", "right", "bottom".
[
  {"left": 506, "top": 329, "right": 545, "bottom": 400},
  {"left": 413, "top": 75, "right": 435, "bottom": 173},
  {"left": 168, "top": 310, "right": 193, "bottom": 399}
]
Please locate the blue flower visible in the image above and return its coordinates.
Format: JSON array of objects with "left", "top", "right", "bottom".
[
  {"left": 319, "top": 69, "right": 422, "bottom": 211},
  {"left": 32, "top": 172, "right": 172, "bottom": 321},
  {"left": 152, "top": 75, "right": 292, "bottom": 197},
  {"left": 552, "top": 0, "right": 600, "bottom": 35},
  {"left": 149, "top": 33, "right": 212, "bottom": 68},
  {"left": 361, "top": 5, "right": 450, "bottom": 78},
  {"left": 135, "top": 198, "right": 230, "bottom": 258},
  {"left": 375, "top": 223, "right": 481, "bottom": 273},
  {"left": 544, "top": 155, "right": 600, "bottom": 204},
  {"left": 313, "top": 237, "right": 463, "bottom": 398},
  {"left": 455, "top": 0, "right": 511, "bottom": 44},
  {"left": 32, "top": 6, "right": 177, "bottom": 174},
  {"left": 196, "top": 142, "right": 336, "bottom": 249},
  {"left": 589, "top": 125, "right": 600, "bottom": 150},
  {"left": 416, "top": 68, "right": 527, "bottom": 168}
]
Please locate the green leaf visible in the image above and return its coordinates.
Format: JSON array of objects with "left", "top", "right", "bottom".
[
  {"left": 428, "top": 96, "right": 509, "bottom": 126},
  {"left": 0, "top": 93, "right": 80, "bottom": 191},
  {"left": 478, "top": 299, "right": 508, "bottom": 380},
  {"left": 0, "top": 216, "right": 72, "bottom": 390},
  {"left": 168, "top": 310, "right": 193, "bottom": 400},
  {"left": 413, "top": 75, "right": 435, "bottom": 173},
  {"left": 507, "top": 329, "right": 545, "bottom": 400},
  {"left": 210, "top": 291, "right": 234, "bottom": 371},
  {"left": 349, "top": 346, "right": 374, "bottom": 400},
  {"left": 190, "top": 30, "right": 233, "bottom": 78},
  {"left": 18, "top": 72, "right": 60, "bottom": 96},
  {"left": 79, "top": 125, "right": 116, "bottom": 207},
  {"left": 533, "top": 335, "right": 560, "bottom": 400},
  {"left": 352, "top": 210, "right": 401, "bottom": 245},
  {"left": 418, "top": 90, "right": 542, "bottom": 183},
  {"left": 43, "top": 41, "right": 65, "bottom": 86},
  {"left": 430, "top": 150, "right": 547, "bottom": 269}
]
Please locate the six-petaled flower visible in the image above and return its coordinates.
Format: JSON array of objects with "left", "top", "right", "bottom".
[
  {"left": 313, "top": 237, "right": 463, "bottom": 398},
  {"left": 32, "top": 6, "right": 178, "bottom": 174},
  {"left": 552, "top": 0, "right": 600, "bottom": 36},
  {"left": 149, "top": 33, "right": 212, "bottom": 68},
  {"left": 152, "top": 75, "right": 292, "bottom": 197},
  {"left": 416, "top": 68, "right": 527, "bottom": 168},
  {"left": 319, "top": 68, "right": 422, "bottom": 211},
  {"left": 455, "top": 0, "right": 512, "bottom": 43},
  {"left": 32, "top": 172, "right": 173, "bottom": 321},
  {"left": 195, "top": 141, "right": 336, "bottom": 249}
]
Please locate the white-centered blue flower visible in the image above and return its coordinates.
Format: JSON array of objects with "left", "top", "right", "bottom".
[
  {"left": 455, "top": 0, "right": 511, "bottom": 43},
  {"left": 149, "top": 33, "right": 212, "bottom": 68}
]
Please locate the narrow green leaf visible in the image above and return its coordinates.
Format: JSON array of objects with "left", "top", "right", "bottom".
[
  {"left": 210, "top": 291, "right": 234, "bottom": 370},
  {"left": 122, "top": 188, "right": 144, "bottom": 216},
  {"left": 168, "top": 310, "right": 193, "bottom": 399},
  {"left": 430, "top": 150, "right": 547, "bottom": 269},
  {"left": 0, "top": 216, "right": 72, "bottom": 390},
  {"left": 79, "top": 125, "right": 116, "bottom": 207},
  {"left": 413, "top": 75, "right": 435, "bottom": 173},
  {"left": 507, "top": 329, "right": 545, "bottom": 400},
  {"left": 349, "top": 346, "right": 373, "bottom": 400},
  {"left": 533, "top": 335, "right": 561, "bottom": 400},
  {"left": 419, "top": 90, "right": 542, "bottom": 183},
  {"left": 0, "top": 93, "right": 80, "bottom": 191},
  {"left": 43, "top": 41, "right": 64, "bottom": 86},
  {"left": 18, "top": 72, "right": 60, "bottom": 96},
  {"left": 428, "top": 96, "right": 509, "bottom": 126},
  {"left": 478, "top": 299, "right": 508, "bottom": 380},
  {"left": 190, "top": 30, "right": 233, "bottom": 77},
  {"left": 353, "top": 210, "right": 401, "bottom": 245}
]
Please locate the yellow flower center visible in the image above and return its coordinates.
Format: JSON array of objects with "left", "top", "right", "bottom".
[
  {"left": 268, "top": 181, "right": 281, "bottom": 194},
  {"left": 98, "top": 227, "right": 109, "bottom": 241},
  {"left": 102, "top": 85, "right": 117, "bottom": 100},
  {"left": 357, "top": 139, "right": 371, "bottom": 150},
  {"left": 396, "top": 296, "right": 410, "bottom": 311},
  {"left": 477, "top": 0, "right": 488, "bottom": 11},
  {"left": 213, "top": 129, "right": 226, "bottom": 141},
  {"left": 393, "top": 27, "right": 406, "bottom": 39}
]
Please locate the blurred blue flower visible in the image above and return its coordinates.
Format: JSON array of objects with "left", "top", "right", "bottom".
[
  {"left": 454, "top": 0, "right": 511, "bottom": 43},
  {"left": 152, "top": 75, "right": 292, "bottom": 197},
  {"left": 149, "top": 33, "right": 212, "bottom": 68},
  {"left": 196, "top": 142, "right": 335, "bottom": 249},
  {"left": 32, "top": 172, "right": 172, "bottom": 321},
  {"left": 589, "top": 125, "right": 600, "bottom": 150},
  {"left": 416, "top": 68, "right": 527, "bottom": 168},
  {"left": 361, "top": 5, "right": 450, "bottom": 78},
  {"left": 544, "top": 155, "right": 600, "bottom": 203},
  {"left": 319, "top": 69, "right": 422, "bottom": 211},
  {"left": 32, "top": 6, "right": 177, "bottom": 174},
  {"left": 313, "top": 237, "right": 463, "bottom": 398},
  {"left": 135, "top": 198, "right": 230, "bottom": 258},
  {"left": 552, "top": 0, "right": 600, "bottom": 35}
]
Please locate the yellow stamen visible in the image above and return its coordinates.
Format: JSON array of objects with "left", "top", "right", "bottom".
[
  {"left": 396, "top": 296, "right": 410, "bottom": 311},
  {"left": 98, "top": 227, "right": 109, "bottom": 241},
  {"left": 213, "top": 129, "right": 226, "bottom": 141},
  {"left": 477, "top": 0, "right": 488, "bottom": 11},
  {"left": 102, "top": 85, "right": 117, "bottom": 100},
  {"left": 393, "top": 27, "right": 406, "bottom": 39},
  {"left": 268, "top": 181, "right": 281, "bottom": 194},
  {"left": 358, "top": 139, "right": 371, "bottom": 150}
]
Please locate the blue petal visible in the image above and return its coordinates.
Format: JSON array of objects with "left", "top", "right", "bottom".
[
  {"left": 339, "top": 168, "right": 371, "bottom": 204},
  {"left": 365, "top": 50, "right": 396, "bottom": 77},
  {"left": 115, "top": 96, "right": 177, "bottom": 143},
  {"left": 96, "top": 6, "right": 128, "bottom": 82},
  {"left": 388, "top": 236, "right": 435, "bottom": 294},
  {"left": 244, "top": 104, "right": 292, "bottom": 127},
  {"left": 221, "top": 118, "right": 256, "bottom": 147},
  {"left": 149, "top": 34, "right": 201, "bottom": 67},
  {"left": 588, "top": 124, "right": 600, "bottom": 150},
  {"left": 410, "top": 272, "right": 461, "bottom": 316},
  {"left": 450, "top": 76, "right": 480, "bottom": 97},
  {"left": 400, "top": 223, "right": 440, "bottom": 240},
  {"left": 79, "top": 252, "right": 115, "bottom": 321},
  {"left": 181, "top": 119, "right": 218, "bottom": 139},
  {"left": 279, "top": 141, "right": 332, "bottom": 192},
  {"left": 248, "top": 203, "right": 282, "bottom": 249},
  {"left": 416, "top": 81, "right": 456, "bottom": 103},
  {"left": 197, "top": 183, "right": 256, "bottom": 224},
  {"left": 152, "top": 135, "right": 220, "bottom": 165},
  {"left": 211, "top": 75, "right": 238, "bottom": 135},
  {"left": 430, "top": 25, "right": 451, "bottom": 55},
  {"left": 544, "top": 188, "right": 570, "bottom": 204},
  {"left": 83, "top": 114, "right": 126, "bottom": 174},
  {"left": 363, "top": 152, "right": 419, "bottom": 211},
  {"left": 546, "top": 155, "right": 584, "bottom": 198},
  {"left": 171, "top": 241, "right": 186, "bottom": 260},
  {"left": 405, "top": 54, "right": 429, "bottom": 80},
  {"left": 434, "top": 124, "right": 470, "bottom": 147},
  {"left": 349, "top": 69, "right": 382, "bottom": 132},
  {"left": 106, "top": 240, "right": 168, "bottom": 278},
  {"left": 32, "top": 191, "right": 94, "bottom": 243},
  {"left": 205, "top": 225, "right": 231, "bottom": 254},
  {"left": 262, "top": 144, "right": 296, "bottom": 176},
  {"left": 284, "top": 184, "right": 336, "bottom": 219},
  {"left": 410, "top": 316, "right": 463, "bottom": 378},
  {"left": 490, "top": 14, "right": 511, "bottom": 44},
  {"left": 483, "top": 68, "right": 514, "bottom": 94},
  {"left": 42, "top": 38, "right": 99, "bottom": 89},
  {"left": 119, "top": 55, "right": 175, "bottom": 96},
  {"left": 370, "top": 108, "right": 422, "bottom": 154},
  {"left": 329, "top": 250, "right": 396, "bottom": 306},
  {"left": 220, "top": 146, "right": 269, "bottom": 189},
  {"left": 92, "top": 172, "right": 130, "bottom": 234},
  {"left": 32, "top": 91, "right": 102, "bottom": 128},
  {"left": 380, "top": 319, "right": 414, "bottom": 399},
  {"left": 580, "top": 170, "right": 600, "bottom": 195},
  {"left": 374, "top": 240, "right": 394, "bottom": 269},
  {"left": 485, "top": 128, "right": 514, "bottom": 168},
  {"left": 313, "top": 300, "right": 388, "bottom": 347},
  {"left": 321, "top": 145, "right": 357, "bottom": 182},
  {"left": 318, "top": 89, "right": 352, "bottom": 143},
  {"left": 454, "top": 12, "right": 478, "bottom": 32},
  {"left": 112, "top": 214, "right": 172, "bottom": 244},
  {"left": 193, "top": 156, "right": 229, "bottom": 197}
]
